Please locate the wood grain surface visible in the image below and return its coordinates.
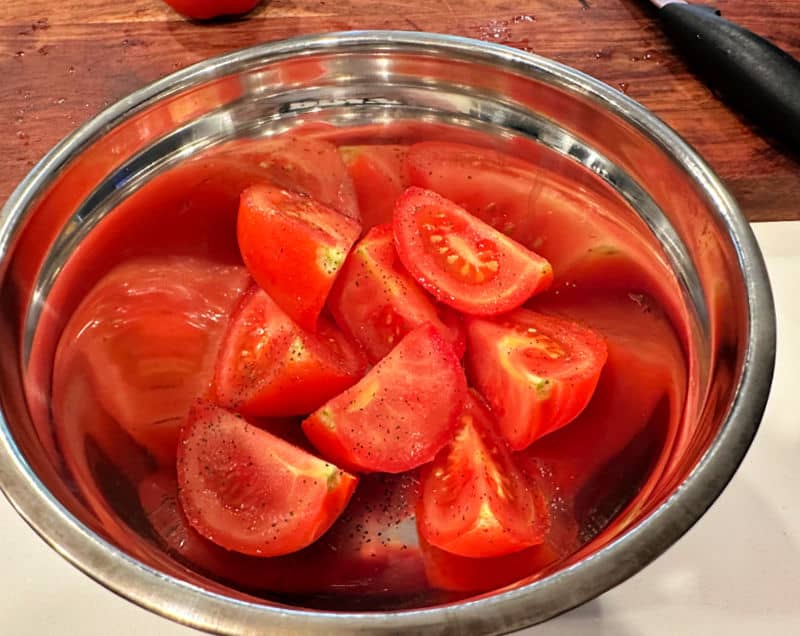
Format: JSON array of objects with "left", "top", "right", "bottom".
[{"left": 1, "top": 0, "right": 798, "bottom": 221}]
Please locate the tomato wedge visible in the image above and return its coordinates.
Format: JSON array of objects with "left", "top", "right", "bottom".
[
  {"left": 303, "top": 323, "right": 467, "bottom": 473},
  {"left": 214, "top": 286, "right": 367, "bottom": 417},
  {"left": 466, "top": 309, "right": 608, "bottom": 450},
  {"left": 228, "top": 136, "right": 360, "bottom": 221},
  {"left": 419, "top": 537, "right": 560, "bottom": 593},
  {"left": 328, "top": 224, "right": 464, "bottom": 362},
  {"left": 341, "top": 145, "right": 408, "bottom": 230},
  {"left": 417, "top": 393, "right": 549, "bottom": 558},
  {"left": 238, "top": 184, "right": 361, "bottom": 331},
  {"left": 393, "top": 187, "right": 552, "bottom": 315},
  {"left": 177, "top": 402, "right": 358, "bottom": 556},
  {"left": 55, "top": 257, "right": 249, "bottom": 465}
]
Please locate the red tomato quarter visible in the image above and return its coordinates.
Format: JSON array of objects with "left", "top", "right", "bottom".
[
  {"left": 393, "top": 187, "right": 552, "bottom": 315},
  {"left": 214, "top": 286, "right": 367, "bottom": 417},
  {"left": 230, "top": 136, "right": 360, "bottom": 221},
  {"left": 238, "top": 184, "right": 361, "bottom": 331},
  {"left": 341, "top": 145, "right": 408, "bottom": 230},
  {"left": 417, "top": 393, "right": 549, "bottom": 558},
  {"left": 328, "top": 224, "right": 464, "bottom": 362},
  {"left": 466, "top": 309, "right": 607, "bottom": 450},
  {"left": 161, "top": 0, "right": 259, "bottom": 20},
  {"left": 303, "top": 324, "right": 467, "bottom": 473},
  {"left": 177, "top": 402, "right": 358, "bottom": 556},
  {"left": 55, "top": 257, "right": 249, "bottom": 465}
]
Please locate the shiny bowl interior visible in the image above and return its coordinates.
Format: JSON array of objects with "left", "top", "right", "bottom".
[{"left": 0, "top": 31, "right": 775, "bottom": 635}]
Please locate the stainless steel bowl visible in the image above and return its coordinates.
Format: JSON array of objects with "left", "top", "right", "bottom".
[{"left": 0, "top": 31, "right": 775, "bottom": 635}]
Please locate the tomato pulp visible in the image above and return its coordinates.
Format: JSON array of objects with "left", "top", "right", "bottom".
[{"left": 40, "top": 127, "right": 688, "bottom": 610}]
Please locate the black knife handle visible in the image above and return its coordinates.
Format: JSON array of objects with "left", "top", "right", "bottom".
[{"left": 659, "top": 2, "right": 800, "bottom": 147}]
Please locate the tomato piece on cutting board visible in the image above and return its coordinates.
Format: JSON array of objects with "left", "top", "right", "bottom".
[
  {"left": 417, "top": 393, "right": 550, "bottom": 558},
  {"left": 54, "top": 257, "right": 249, "bottom": 465},
  {"left": 238, "top": 184, "right": 361, "bottom": 331},
  {"left": 177, "top": 402, "right": 358, "bottom": 557},
  {"left": 160, "top": 0, "right": 260, "bottom": 20},
  {"left": 214, "top": 286, "right": 367, "bottom": 417},
  {"left": 393, "top": 187, "right": 552, "bottom": 315},
  {"left": 328, "top": 224, "right": 464, "bottom": 362},
  {"left": 303, "top": 323, "right": 467, "bottom": 473},
  {"left": 466, "top": 309, "right": 608, "bottom": 450},
  {"left": 341, "top": 145, "right": 408, "bottom": 230}
]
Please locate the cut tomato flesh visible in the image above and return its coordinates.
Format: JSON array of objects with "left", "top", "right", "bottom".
[
  {"left": 466, "top": 309, "right": 608, "bottom": 450},
  {"left": 393, "top": 187, "right": 552, "bottom": 316},
  {"left": 177, "top": 402, "right": 358, "bottom": 556},
  {"left": 237, "top": 184, "right": 361, "bottom": 331},
  {"left": 341, "top": 144, "right": 408, "bottom": 230},
  {"left": 54, "top": 257, "right": 249, "bottom": 465},
  {"left": 328, "top": 224, "right": 464, "bottom": 362},
  {"left": 417, "top": 393, "right": 549, "bottom": 558},
  {"left": 214, "top": 286, "right": 367, "bottom": 417},
  {"left": 303, "top": 323, "right": 467, "bottom": 473}
]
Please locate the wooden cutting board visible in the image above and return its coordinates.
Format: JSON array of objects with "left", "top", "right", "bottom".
[{"left": 1, "top": 0, "right": 798, "bottom": 220}]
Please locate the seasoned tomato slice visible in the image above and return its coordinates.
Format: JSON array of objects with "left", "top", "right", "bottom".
[
  {"left": 393, "top": 187, "right": 552, "bottom": 316},
  {"left": 214, "top": 286, "right": 367, "bottom": 417},
  {"left": 55, "top": 257, "right": 249, "bottom": 465},
  {"left": 417, "top": 393, "right": 549, "bottom": 558},
  {"left": 328, "top": 224, "right": 464, "bottom": 362},
  {"left": 466, "top": 310, "right": 608, "bottom": 450},
  {"left": 177, "top": 402, "right": 358, "bottom": 557},
  {"left": 229, "top": 136, "right": 360, "bottom": 221},
  {"left": 303, "top": 324, "right": 467, "bottom": 473},
  {"left": 238, "top": 184, "right": 361, "bottom": 331},
  {"left": 341, "top": 145, "right": 408, "bottom": 230}
]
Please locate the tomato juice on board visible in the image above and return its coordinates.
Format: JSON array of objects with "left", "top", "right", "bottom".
[{"left": 28, "top": 123, "right": 689, "bottom": 610}]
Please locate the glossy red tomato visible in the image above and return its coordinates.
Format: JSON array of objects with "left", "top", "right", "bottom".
[
  {"left": 140, "top": 470, "right": 426, "bottom": 596},
  {"left": 405, "top": 141, "right": 547, "bottom": 245},
  {"left": 238, "top": 184, "right": 361, "bottom": 331},
  {"left": 419, "top": 537, "right": 560, "bottom": 593},
  {"left": 466, "top": 309, "right": 608, "bottom": 450},
  {"left": 213, "top": 286, "right": 367, "bottom": 417},
  {"left": 393, "top": 187, "right": 552, "bottom": 315},
  {"left": 417, "top": 393, "right": 549, "bottom": 558},
  {"left": 341, "top": 145, "right": 408, "bottom": 230},
  {"left": 328, "top": 224, "right": 464, "bottom": 362},
  {"left": 54, "top": 257, "right": 249, "bottom": 465},
  {"left": 228, "top": 136, "right": 360, "bottom": 221},
  {"left": 177, "top": 402, "right": 358, "bottom": 556},
  {"left": 160, "top": 0, "right": 260, "bottom": 20},
  {"left": 303, "top": 324, "right": 467, "bottom": 473}
]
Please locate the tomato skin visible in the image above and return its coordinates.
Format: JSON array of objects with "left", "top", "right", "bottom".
[
  {"left": 229, "top": 137, "right": 360, "bottom": 221},
  {"left": 419, "top": 537, "right": 559, "bottom": 593},
  {"left": 161, "top": 0, "right": 260, "bottom": 20},
  {"left": 328, "top": 224, "right": 465, "bottom": 362},
  {"left": 238, "top": 184, "right": 361, "bottom": 331},
  {"left": 393, "top": 187, "right": 552, "bottom": 316},
  {"left": 177, "top": 402, "right": 358, "bottom": 556},
  {"left": 417, "top": 393, "right": 549, "bottom": 558},
  {"left": 303, "top": 323, "right": 468, "bottom": 474},
  {"left": 465, "top": 310, "right": 608, "bottom": 450},
  {"left": 214, "top": 286, "right": 368, "bottom": 417},
  {"left": 140, "top": 470, "right": 426, "bottom": 596},
  {"left": 341, "top": 145, "right": 408, "bottom": 230},
  {"left": 54, "top": 257, "right": 249, "bottom": 465}
]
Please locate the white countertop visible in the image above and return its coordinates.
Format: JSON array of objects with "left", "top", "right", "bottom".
[{"left": 2, "top": 221, "right": 798, "bottom": 635}]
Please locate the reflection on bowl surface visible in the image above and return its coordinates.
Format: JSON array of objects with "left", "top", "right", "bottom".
[{"left": 0, "top": 31, "right": 774, "bottom": 636}]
